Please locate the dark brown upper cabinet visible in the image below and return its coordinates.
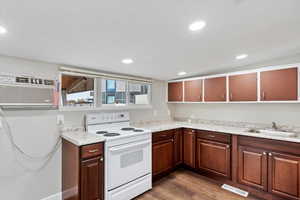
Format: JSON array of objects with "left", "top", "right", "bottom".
[
  {"left": 260, "top": 68, "right": 298, "bottom": 101},
  {"left": 184, "top": 79, "right": 203, "bottom": 102},
  {"left": 204, "top": 76, "right": 227, "bottom": 102},
  {"left": 229, "top": 73, "right": 257, "bottom": 101},
  {"left": 168, "top": 82, "right": 183, "bottom": 102}
]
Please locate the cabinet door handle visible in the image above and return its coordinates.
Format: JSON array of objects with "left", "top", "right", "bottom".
[
  {"left": 100, "top": 157, "right": 104, "bottom": 162},
  {"left": 226, "top": 145, "right": 230, "bottom": 149},
  {"left": 269, "top": 153, "right": 272, "bottom": 156},
  {"left": 89, "top": 149, "right": 99, "bottom": 153},
  {"left": 263, "top": 152, "right": 267, "bottom": 155},
  {"left": 262, "top": 91, "right": 265, "bottom": 100},
  {"left": 230, "top": 93, "right": 233, "bottom": 100},
  {"left": 222, "top": 94, "right": 226, "bottom": 100}
]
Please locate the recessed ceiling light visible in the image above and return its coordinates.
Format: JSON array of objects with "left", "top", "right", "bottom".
[
  {"left": 189, "top": 21, "right": 206, "bottom": 32},
  {"left": 177, "top": 71, "right": 187, "bottom": 76},
  {"left": 236, "top": 54, "right": 248, "bottom": 60},
  {"left": 122, "top": 58, "right": 134, "bottom": 64},
  {"left": 0, "top": 26, "right": 7, "bottom": 35}
]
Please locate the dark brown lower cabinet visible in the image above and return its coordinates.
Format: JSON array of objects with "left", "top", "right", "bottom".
[
  {"left": 152, "top": 139, "right": 174, "bottom": 176},
  {"left": 174, "top": 129, "right": 183, "bottom": 166},
  {"left": 196, "top": 139, "right": 231, "bottom": 178},
  {"left": 62, "top": 139, "right": 104, "bottom": 200},
  {"left": 268, "top": 152, "right": 300, "bottom": 200},
  {"left": 151, "top": 129, "right": 300, "bottom": 200},
  {"left": 81, "top": 157, "right": 104, "bottom": 200},
  {"left": 238, "top": 146, "right": 268, "bottom": 191},
  {"left": 183, "top": 129, "right": 196, "bottom": 168}
]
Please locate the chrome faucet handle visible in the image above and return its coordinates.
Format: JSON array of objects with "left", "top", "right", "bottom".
[{"left": 272, "top": 122, "right": 278, "bottom": 130}]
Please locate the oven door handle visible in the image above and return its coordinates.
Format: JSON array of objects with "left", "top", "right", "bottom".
[{"left": 109, "top": 140, "right": 151, "bottom": 153}]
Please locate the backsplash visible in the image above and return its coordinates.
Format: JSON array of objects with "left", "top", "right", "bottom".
[{"left": 132, "top": 117, "right": 300, "bottom": 134}]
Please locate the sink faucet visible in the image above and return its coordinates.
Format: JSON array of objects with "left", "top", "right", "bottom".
[{"left": 272, "top": 122, "right": 278, "bottom": 130}]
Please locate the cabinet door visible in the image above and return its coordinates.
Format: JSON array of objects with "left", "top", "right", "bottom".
[
  {"left": 152, "top": 139, "right": 174, "bottom": 176},
  {"left": 268, "top": 152, "right": 300, "bottom": 200},
  {"left": 196, "top": 139, "right": 231, "bottom": 178},
  {"left": 174, "top": 129, "right": 183, "bottom": 166},
  {"left": 260, "top": 68, "right": 298, "bottom": 101},
  {"left": 81, "top": 157, "right": 104, "bottom": 200},
  {"left": 238, "top": 146, "right": 268, "bottom": 191},
  {"left": 168, "top": 82, "right": 183, "bottom": 102},
  {"left": 183, "top": 129, "right": 196, "bottom": 168},
  {"left": 184, "top": 79, "right": 202, "bottom": 102},
  {"left": 229, "top": 73, "right": 257, "bottom": 101},
  {"left": 204, "top": 76, "right": 227, "bottom": 101}
]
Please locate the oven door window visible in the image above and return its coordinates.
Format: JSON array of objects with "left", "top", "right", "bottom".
[{"left": 121, "top": 150, "right": 143, "bottom": 168}]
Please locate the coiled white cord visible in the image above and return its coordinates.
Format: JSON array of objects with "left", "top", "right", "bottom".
[{"left": 0, "top": 107, "right": 62, "bottom": 171}]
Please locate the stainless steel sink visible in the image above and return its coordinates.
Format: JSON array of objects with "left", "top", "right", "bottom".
[{"left": 246, "top": 128, "right": 297, "bottom": 137}]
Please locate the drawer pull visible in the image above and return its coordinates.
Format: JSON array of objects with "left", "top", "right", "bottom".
[
  {"left": 88, "top": 149, "right": 99, "bottom": 153},
  {"left": 263, "top": 152, "right": 267, "bottom": 155},
  {"left": 208, "top": 135, "right": 215, "bottom": 138}
]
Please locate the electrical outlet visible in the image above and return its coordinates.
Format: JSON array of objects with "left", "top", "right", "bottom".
[{"left": 57, "top": 115, "right": 64, "bottom": 125}]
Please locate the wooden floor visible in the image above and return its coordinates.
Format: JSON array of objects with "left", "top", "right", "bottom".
[{"left": 135, "top": 169, "right": 260, "bottom": 200}]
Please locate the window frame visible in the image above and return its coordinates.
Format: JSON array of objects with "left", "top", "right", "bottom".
[
  {"left": 128, "top": 81, "right": 152, "bottom": 105},
  {"left": 59, "top": 71, "right": 152, "bottom": 111}
]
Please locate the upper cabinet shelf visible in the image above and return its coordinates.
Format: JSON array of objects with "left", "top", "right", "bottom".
[
  {"left": 229, "top": 72, "right": 257, "bottom": 102},
  {"left": 168, "top": 82, "right": 183, "bottom": 102},
  {"left": 204, "top": 76, "right": 226, "bottom": 102},
  {"left": 167, "top": 64, "right": 299, "bottom": 103},
  {"left": 184, "top": 79, "right": 203, "bottom": 102},
  {"left": 260, "top": 68, "right": 298, "bottom": 101}
]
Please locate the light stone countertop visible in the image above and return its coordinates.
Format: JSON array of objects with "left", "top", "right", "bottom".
[
  {"left": 62, "top": 121, "right": 300, "bottom": 146},
  {"left": 135, "top": 121, "right": 300, "bottom": 144},
  {"left": 62, "top": 131, "right": 106, "bottom": 146}
]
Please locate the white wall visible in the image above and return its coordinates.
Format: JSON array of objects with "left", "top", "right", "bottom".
[
  {"left": 170, "top": 53, "right": 300, "bottom": 126},
  {"left": 0, "top": 55, "right": 170, "bottom": 200}
]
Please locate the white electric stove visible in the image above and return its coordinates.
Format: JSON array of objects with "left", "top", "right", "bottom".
[{"left": 86, "top": 112, "right": 152, "bottom": 200}]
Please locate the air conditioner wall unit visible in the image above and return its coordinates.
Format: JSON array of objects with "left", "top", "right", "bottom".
[{"left": 0, "top": 73, "right": 58, "bottom": 110}]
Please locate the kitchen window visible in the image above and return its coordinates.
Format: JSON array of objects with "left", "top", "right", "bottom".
[
  {"left": 128, "top": 82, "right": 151, "bottom": 105},
  {"left": 59, "top": 68, "right": 152, "bottom": 110},
  {"left": 61, "top": 74, "right": 95, "bottom": 107},
  {"left": 101, "top": 79, "right": 127, "bottom": 105}
]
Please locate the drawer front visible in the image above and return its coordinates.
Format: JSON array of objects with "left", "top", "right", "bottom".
[
  {"left": 152, "top": 130, "right": 175, "bottom": 143},
  {"left": 197, "top": 130, "right": 230, "bottom": 144},
  {"left": 81, "top": 143, "right": 104, "bottom": 159}
]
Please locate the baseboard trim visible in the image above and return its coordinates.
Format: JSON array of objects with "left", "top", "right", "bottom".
[{"left": 41, "top": 192, "right": 62, "bottom": 200}]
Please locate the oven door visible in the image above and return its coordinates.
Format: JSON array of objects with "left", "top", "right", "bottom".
[{"left": 107, "top": 139, "right": 151, "bottom": 190}]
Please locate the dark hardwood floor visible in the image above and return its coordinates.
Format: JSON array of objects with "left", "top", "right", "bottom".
[{"left": 136, "top": 169, "right": 260, "bottom": 200}]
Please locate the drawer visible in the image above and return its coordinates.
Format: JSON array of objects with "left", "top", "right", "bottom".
[
  {"left": 197, "top": 130, "right": 231, "bottom": 144},
  {"left": 152, "top": 130, "right": 175, "bottom": 143},
  {"left": 81, "top": 143, "right": 104, "bottom": 159}
]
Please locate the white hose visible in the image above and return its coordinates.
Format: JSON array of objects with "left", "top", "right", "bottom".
[{"left": 0, "top": 107, "right": 62, "bottom": 171}]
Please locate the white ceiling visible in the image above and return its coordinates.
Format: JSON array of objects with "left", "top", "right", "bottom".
[{"left": 0, "top": 0, "right": 300, "bottom": 80}]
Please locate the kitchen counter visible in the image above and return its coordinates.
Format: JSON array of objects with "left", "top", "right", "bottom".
[
  {"left": 62, "top": 131, "right": 106, "bottom": 146},
  {"left": 135, "top": 121, "right": 300, "bottom": 144},
  {"left": 62, "top": 121, "right": 300, "bottom": 146}
]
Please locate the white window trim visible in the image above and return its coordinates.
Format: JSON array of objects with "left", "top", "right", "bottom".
[{"left": 59, "top": 71, "right": 153, "bottom": 111}]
